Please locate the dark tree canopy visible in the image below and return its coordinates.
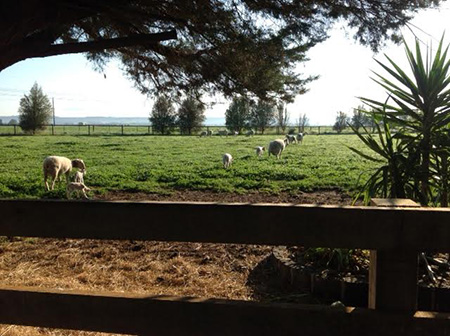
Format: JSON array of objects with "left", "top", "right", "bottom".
[
  {"left": 178, "top": 95, "right": 206, "bottom": 135},
  {"left": 0, "top": 1, "right": 441, "bottom": 101},
  {"left": 249, "top": 101, "right": 275, "bottom": 134},
  {"left": 149, "top": 96, "right": 177, "bottom": 135},
  {"left": 225, "top": 97, "right": 251, "bottom": 133}
]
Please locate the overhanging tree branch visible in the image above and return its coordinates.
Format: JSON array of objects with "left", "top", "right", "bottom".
[{"left": 1, "top": 30, "right": 177, "bottom": 71}]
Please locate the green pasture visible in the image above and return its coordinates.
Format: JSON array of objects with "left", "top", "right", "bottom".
[{"left": 0, "top": 134, "right": 379, "bottom": 199}]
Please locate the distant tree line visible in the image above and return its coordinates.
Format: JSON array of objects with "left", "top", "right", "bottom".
[
  {"left": 224, "top": 97, "right": 309, "bottom": 135},
  {"left": 149, "top": 95, "right": 206, "bottom": 135},
  {"left": 332, "top": 106, "right": 376, "bottom": 134},
  {"left": 150, "top": 95, "right": 309, "bottom": 135}
]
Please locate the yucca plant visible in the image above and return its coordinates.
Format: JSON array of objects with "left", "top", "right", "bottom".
[
  {"left": 359, "top": 35, "right": 450, "bottom": 205},
  {"left": 349, "top": 103, "right": 420, "bottom": 205}
]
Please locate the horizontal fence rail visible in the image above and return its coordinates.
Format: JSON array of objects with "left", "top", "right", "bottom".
[
  {"left": 2, "top": 199, "right": 450, "bottom": 335},
  {"left": 0, "top": 124, "right": 361, "bottom": 136},
  {"left": 1, "top": 286, "right": 449, "bottom": 336},
  {"left": 1, "top": 199, "right": 450, "bottom": 251}
]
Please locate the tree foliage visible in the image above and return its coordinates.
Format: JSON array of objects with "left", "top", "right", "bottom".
[
  {"left": 249, "top": 101, "right": 275, "bottom": 134},
  {"left": 178, "top": 95, "right": 206, "bottom": 135},
  {"left": 297, "top": 113, "right": 309, "bottom": 133},
  {"left": 0, "top": 1, "right": 441, "bottom": 102},
  {"left": 18, "top": 82, "right": 52, "bottom": 134},
  {"left": 149, "top": 96, "right": 177, "bottom": 135},
  {"left": 225, "top": 97, "right": 251, "bottom": 133},
  {"left": 333, "top": 111, "right": 349, "bottom": 134},
  {"left": 276, "top": 104, "right": 289, "bottom": 133}
]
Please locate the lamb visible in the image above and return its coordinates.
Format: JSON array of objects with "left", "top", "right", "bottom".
[
  {"left": 297, "top": 132, "right": 304, "bottom": 143},
  {"left": 74, "top": 169, "right": 86, "bottom": 184},
  {"left": 207, "top": 130, "right": 213, "bottom": 136},
  {"left": 43, "top": 156, "right": 86, "bottom": 190},
  {"left": 285, "top": 134, "right": 297, "bottom": 145},
  {"left": 246, "top": 129, "right": 255, "bottom": 137},
  {"left": 66, "top": 182, "right": 90, "bottom": 199},
  {"left": 268, "top": 139, "right": 286, "bottom": 159},
  {"left": 255, "top": 146, "right": 265, "bottom": 157},
  {"left": 223, "top": 153, "right": 233, "bottom": 169},
  {"left": 199, "top": 131, "right": 208, "bottom": 137}
]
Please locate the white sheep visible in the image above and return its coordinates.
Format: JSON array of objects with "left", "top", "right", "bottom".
[
  {"left": 246, "top": 129, "right": 255, "bottom": 137},
  {"left": 223, "top": 153, "right": 233, "bottom": 169},
  {"left": 255, "top": 146, "right": 265, "bottom": 157},
  {"left": 218, "top": 130, "right": 228, "bottom": 136},
  {"left": 297, "top": 132, "right": 304, "bottom": 143},
  {"left": 285, "top": 134, "right": 297, "bottom": 144},
  {"left": 74, "top": 169, "right": 86, "bottom": 184},
  {"left": 43, "top": 156, "right": 86, "bottom": 191},
  {"left": 207, "top": 130, "right": 213, "bottom": 136},
  {"left": 268, "top": 139, "right": 286, "bottom": 159},
  {"left": 66, "top": 182, "right": 90, "bottom": 199},
  {"left": 199, "top": 131, "right": 208, "bottom": 137}
]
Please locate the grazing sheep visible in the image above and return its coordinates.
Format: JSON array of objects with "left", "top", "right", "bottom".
[
  {"left": 43, "top": 156, "right": 86, "bottom": 191},
  {"left": 268, "top": 139, "right": 286, "bottom": 159},
  {"left": 199, "top": 131, "right": 208, "bottom": 137},
  {"left": 255, "top": 146, "right": 265, "bottom": 157},
  {"left": 285, "top": 134, "right": 297, "bottom": 145},
  {"left": 246, "top": 129, "right": 255, "bottom": 137},
  {"left": 223, "top": 153, "right": 233, "bottom": 169},
  {"left": 207, "top": 130, "right": 213, "bottom": 136},
  {"left": 74, "top": 169, "right": 86, "bottom": 184},
  {"left": 66, "top": 182, "right": 90, "bottom": 199},
  {"left": 297, "top": 132, "right": 304, "bottom": 143},
  {"left": 218, "top": 130, "right": 228, "bottom": 136}
]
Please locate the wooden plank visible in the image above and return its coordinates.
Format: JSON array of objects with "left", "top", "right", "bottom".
[
  {"left": 1, "top": 286, "right": 450, "bottom": 336},
  {"left": 368, "top": 198, "right": 420, "bottom": 312},
  {"left": 370, "top": 198, "right": 420, "bottom": 208},
  {"left": 1, "top": 199, "right": 450, "bottom": 250},
  {"left": 369, "top": 249, "right": 418, "bottom": 312}
]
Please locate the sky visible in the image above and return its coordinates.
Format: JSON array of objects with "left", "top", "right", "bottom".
[{"left": 1, "top": 3, "right": 450, "bottom": 125}]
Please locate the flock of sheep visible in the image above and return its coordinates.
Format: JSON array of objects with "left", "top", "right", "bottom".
[
  {"left": 222, "top": 132, "right": 304, "bottom": 169},
  {"left": 199, "top": 129, "right": 255, "bottom": 137},
  {"left": 43, "top": 156, "right": 90, "bottom": 199},
  {"left": 42, "top": 132, "right": 304, "bottom": 198}
]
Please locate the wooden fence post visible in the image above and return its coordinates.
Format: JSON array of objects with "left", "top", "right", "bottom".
[{"left": 369, "top": 198, "right": 420, "bottom": 312}]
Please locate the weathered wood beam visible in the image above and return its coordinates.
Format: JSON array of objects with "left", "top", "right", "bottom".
[
  {"left": 0, "top": 286, "right": 449, "bottom": 336},
  {"left": 1, "top": 200, "right": 450, "bottom": 251}
]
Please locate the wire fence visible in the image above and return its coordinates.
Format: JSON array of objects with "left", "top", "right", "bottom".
[{"left": 0, "top": 124, "right": 359, "bottom": 136}]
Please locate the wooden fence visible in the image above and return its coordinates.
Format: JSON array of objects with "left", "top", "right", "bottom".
[
  {"left": 1, "top": 199, "right": 450, "bottom": 335},
  {"left": 0, "top": 124, "right": 346, "bottom": 136}
]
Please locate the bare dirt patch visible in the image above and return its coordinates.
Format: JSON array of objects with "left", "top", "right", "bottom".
[
  {"left": 0, "top": 190, "right": 352, "bottom": 336},
  {"left": 95, "top": 189, "right": 355, "bottom": 204}
]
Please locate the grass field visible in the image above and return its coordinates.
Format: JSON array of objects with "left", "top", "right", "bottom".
[{"left": 0, "top": 134, "right": 378, "bottom": 199}]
